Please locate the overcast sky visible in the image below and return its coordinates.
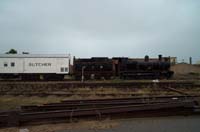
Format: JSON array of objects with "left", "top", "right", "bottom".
[{"left": 0, "top": 0, "right": 199, "bottom": 63}]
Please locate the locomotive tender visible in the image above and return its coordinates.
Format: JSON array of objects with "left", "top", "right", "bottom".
[
  {"left": 0, "top": 54, "right": 173, "bottom": 80},
  {"left": 73, "top": 57, "right": 113, "bottom": 80},
  {"left": 0, "top": 54, "right": 70, "bottom": 80}
]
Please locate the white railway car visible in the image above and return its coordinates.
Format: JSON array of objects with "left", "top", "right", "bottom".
[{"left": 0, "top": 54, "right": 70, "bottom": 80}]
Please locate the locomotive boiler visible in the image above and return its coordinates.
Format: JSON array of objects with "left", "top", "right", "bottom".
[{"left": 113, "top": 55, "right": 174, "bottom": 79}]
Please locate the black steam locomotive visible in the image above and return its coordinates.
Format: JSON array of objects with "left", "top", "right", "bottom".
[{"left": 73, "top": 55, "right": 174, "bottom": 80}]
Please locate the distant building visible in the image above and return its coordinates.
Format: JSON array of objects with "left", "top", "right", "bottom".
[{"left": 170, "top": 57, "right": 177, "bottom": 65}]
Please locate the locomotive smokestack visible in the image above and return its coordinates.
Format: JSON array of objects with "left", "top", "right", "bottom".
[
  {"left": 158, "top": 55, "right": 162, "bottom": 61},
  {"left": 145, "top": 55, "right": 149, "bottom": 62}
]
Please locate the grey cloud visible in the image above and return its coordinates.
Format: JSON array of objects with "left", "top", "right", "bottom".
[{"left": 0, "top": 0, "right": 199, "bottom": 62}]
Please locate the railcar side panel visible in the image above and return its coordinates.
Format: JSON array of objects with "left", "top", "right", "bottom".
[
  {"left": 0, "top": 58, "right": 24, "bottom": 73},
  {"left": 24, "top": 58, "right": 69, "bottom": 74}
]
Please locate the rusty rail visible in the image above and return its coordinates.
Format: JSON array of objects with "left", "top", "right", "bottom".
[
  {"left": 1, "top": 96, "right": 200, "bottom": 127},
  {"left": 164, "top": 87, "right": 191, "bottom": 96},
  {"left": 20, "top": 101, "right": 194, "bottom": 121},
  {"left": 21, "top": 95, "right": 199, "bottom": 112},
  {"left": 60, "top": 95, "right": 198, "bottom": 104}
]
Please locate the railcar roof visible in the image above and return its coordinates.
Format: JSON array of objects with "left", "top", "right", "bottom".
[{"left": 0, "top": 54, "right": 70, "bottom": 58}]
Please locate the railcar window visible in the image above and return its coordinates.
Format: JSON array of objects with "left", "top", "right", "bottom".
[
  {"left": 4, "top": 63, "right": 8, "bottom": 67},
  {"left": 61, "top": 67, "right": 64, "bottom": 72},
  {"left": 11, "top": 62, "right": 15, "bottom": 67},
  {"left": 65, "top": 67, "right": 68, "bottom": 72}
]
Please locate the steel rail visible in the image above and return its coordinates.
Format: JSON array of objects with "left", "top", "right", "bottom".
[
  {"left": 0, "top": 99, "right": 199, "bottom": 127},
  {"left": 21, "top": 96, "right": 197, "bottom": 112}
]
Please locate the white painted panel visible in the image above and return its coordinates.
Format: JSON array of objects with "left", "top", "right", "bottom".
[
  {"left": 24, "top": 57, "right": 69, "bottom": 74},
  {"left": 56, "top": 58, "right": 69, "bottom": 74},
  {"left": 0, "top": 58, "right": 24, "bottom": 73},
  {"left": 0, "top": 54, "right": 70, "bottom": 74}
]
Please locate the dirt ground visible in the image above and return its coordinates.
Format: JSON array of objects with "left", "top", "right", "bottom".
[
  {"left": 0, "top": 95, "right": 67, "bottom": 110},
  {"left": 0, "top": 95, "right": 112, "bottom": 110},
  {"left": 171, "top": 64, "right": 200, "bottom": 74},
  {"left": 0, "top": 119, "right": 119, "bottom": 132},
  {"left": 171, "top": 64, "right": 200, "bottom": 80},
  {"left": 0, "top": 86, "right": 184, "bottom": 110}
]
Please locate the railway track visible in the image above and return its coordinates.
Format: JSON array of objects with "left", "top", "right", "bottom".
[
  {"left": 21, "top": 95, "right": 199, "bottom": 112},
  {"left": 0, "top": 81, "right": 199, "bottom": 127},
  {"left": 0, "top": 80, "right": 196, "bottom": 85},
  {"left": 0, "top": 80, "right": 198, "bottom": 96},
  {"left": 1, "top": 96, "right": 200, "bottom": 127}
]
